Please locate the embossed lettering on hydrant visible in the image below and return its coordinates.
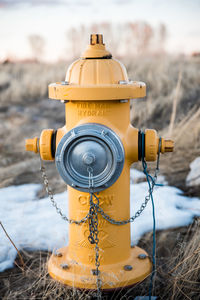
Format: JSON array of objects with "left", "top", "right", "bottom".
[
  {"left": 78, "top": 229, "right": 116, "bottom": 249},
  {"left": 76, "top": 102, "right": 111, "bottom": 117},
  {"left": 78, "top": 194, "right": 114, "bottom": 206}
]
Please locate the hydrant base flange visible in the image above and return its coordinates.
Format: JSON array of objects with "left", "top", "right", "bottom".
[{"left": 48, "top": 246, "right": 151, "bottom": 290}]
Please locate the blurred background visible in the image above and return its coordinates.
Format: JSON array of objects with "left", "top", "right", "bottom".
[
  {"left": 0, "top": 1, "right": 200, "bottom": 299},
  {"left": 0, "top": 0, "right": 199, "bottom": 194},
  {"left": 0, "top": 0, "right": 200, "bottom": 61}
]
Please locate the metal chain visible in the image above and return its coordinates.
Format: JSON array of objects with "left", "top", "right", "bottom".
[
  {"left": 39, "top": 138, "right": 161, "bottom": 227},
  {"left": 90, "top": 138, "right": 162, "bottom": 226},
  {"left": 40, "top": 158, "right": 102, "bottom": 299},
  {"left": 87, "top": 167, "right": 102, "bottom": 300},
  {"left": 40, "top": 162, "right": 161, "bottom": 228}
]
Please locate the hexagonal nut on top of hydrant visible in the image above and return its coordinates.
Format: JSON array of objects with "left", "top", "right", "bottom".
[{"left": 25, "top": 34, "right": 174, "bottom": 290}]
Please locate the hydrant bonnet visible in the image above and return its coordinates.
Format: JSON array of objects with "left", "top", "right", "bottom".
[
  {"left": 49, "top": 34, "right": 146, "bottom": 101},
  {"left": 55, "top": 123, "right": 125, "bottom": 192}
]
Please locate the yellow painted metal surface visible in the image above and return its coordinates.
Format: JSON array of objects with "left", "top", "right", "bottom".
[
  {"left": 50, "top": 101, "right": 145, "bottom": 288},
  {"left": 67, "top": 55, "right": 128, "bottom": 85},
  {"left": 48, "top": 245, "right": 151, "bottom": 289},
  {"left": 26, "top": 137, "right": 38, "bottom": 153},
  {"left": 47, "top": 99, "right": 161, "bottom": 289},
  {"left": 25, "top": 34, "right": 174, "bottom": 290},
  {"left": 48, "top": 82, "right": 146, "bottom": 101}
]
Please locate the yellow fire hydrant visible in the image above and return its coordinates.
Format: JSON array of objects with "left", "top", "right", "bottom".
[{"left": 26, "top": 34, "right": 174, "bottom": 290}]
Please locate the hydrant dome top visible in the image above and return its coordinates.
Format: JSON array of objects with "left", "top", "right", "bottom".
[
  {"left": 66, "top": 34, "right": 128, "bottom": 85},
  {"left": 65, "top": 57, "right": 128, "bottom": 86},
  {"left": 48, "top": 34, "right": 146, "bottom": 101}
]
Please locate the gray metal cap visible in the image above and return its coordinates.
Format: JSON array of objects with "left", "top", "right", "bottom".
[{"left": 55, "top": 123, "right": 124, "bottom": 192}]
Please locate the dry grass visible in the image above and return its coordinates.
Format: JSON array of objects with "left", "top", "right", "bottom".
[
  {"left": 0, "top": 251, "right": 90, "bottom": 300},
  {"left": 0, "top": 61, "right": 68, "bottom": 104},
  {"left": 161, "top": 218, "right": 200, "bottom": 300},
  {"left": 128, "top": 55, "right": 200, "bottom": 194},
  {"left": 1, "top": 220, "right": 199, "bottom": 300},
  {"left": 129, "top": 56, "right": 200, "bottom": 134},
  {"left": 168, "top": 69, "right": 182, "bottom": 136}
]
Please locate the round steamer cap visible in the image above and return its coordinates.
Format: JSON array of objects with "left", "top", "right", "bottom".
[{"left": 55, "top": 124, "right": 125, "bottom": 192}]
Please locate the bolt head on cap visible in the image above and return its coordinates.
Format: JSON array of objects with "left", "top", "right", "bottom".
[
  {"left": 25, "top": 137, "right": 38, "bottom": 153},
  {"left": 124, "top": 265, "right": 133, "bottom": 271},
  {"left": 54, "top": 252, "right": 62, "bottom": 257},
  {"left": 138, "top": 253, "right": 147, "bottom": 259},
  {"left": 161, "top": 139, "right": 174, "bottom": 153},
  {"left": 60, "top": 263, "right": 69, "bottom": 270},
  {"left": 81, "top": 34, "right": 112, "bottom": 58},
  {"left": 82, "top": 152, "right": 96, "bottom": 165},
  {"left": 90, "top": 34, "right": 104, "bottom": 45}
]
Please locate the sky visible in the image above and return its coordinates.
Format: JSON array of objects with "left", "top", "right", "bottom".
[{"left": 0, "top": 0, "right": 200, "bottom": 61}]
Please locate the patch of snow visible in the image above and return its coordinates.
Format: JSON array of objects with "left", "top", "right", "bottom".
[
  {"left": 0, "top": 171, "right": 200, "bottom": 272},
  {"left": 130, "top": 168, "right": 145, "bottom": 184},
  {"left": 0, "top": 184, "right": 68, "bottom": 272},
  {"left": 130, "top": 169, "right": 167, "bottom": 185},
  {"left": 186, "top": 157, "right": 200, "bottom": 187},
  {"left": 130, "top": 184, "right": 200, "bottom": 244}
]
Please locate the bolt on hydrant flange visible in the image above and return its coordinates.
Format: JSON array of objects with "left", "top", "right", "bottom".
[{"left": 25, "top": 34, "right": 174, "bottom": 290}]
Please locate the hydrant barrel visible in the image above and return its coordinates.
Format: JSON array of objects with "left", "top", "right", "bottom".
[{"left": 26, "top": 34, "right": 174, "bottom": 290}]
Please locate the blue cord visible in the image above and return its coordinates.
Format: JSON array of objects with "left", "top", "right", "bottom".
[
  {"left": 147, "top": 173, "right": 156, "bottom": 300},
  {"left": 141, "top": 132, "right": 158, "bottom": 300}
]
